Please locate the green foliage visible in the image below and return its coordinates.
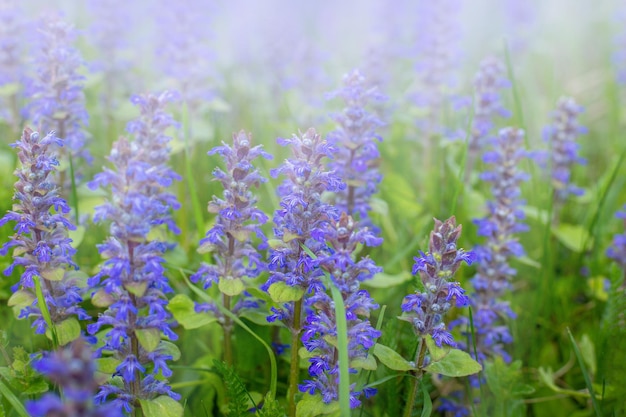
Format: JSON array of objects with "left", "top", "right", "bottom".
[
  {"left": 480, "top": 358, "right": 534, "bottom": 417},
  {"left": 139, "top": 395, "right": 184, "bottom": 417},
  {"left": 0, "top": 347, "right": 49, "bottom": 396},
  {"left": 213, "top": 360, "right": 254, "bottom": 417},
  {"left": 373, "top": 343, "right": 415, "bottom": 371},
  {"left": 168, "top": 293, "right": 218, "bottom": 330},
  {"left": 423, "top": 337, "right": 482, "bottom": 378},
  {"left": 295, "top": 393, "right": 339, "bottom": 417}
]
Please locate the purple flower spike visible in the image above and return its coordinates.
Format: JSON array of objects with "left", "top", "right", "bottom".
[
  {"left": 300, "top": 213, "right": 383, "bottom": 407},
  {"left": 543, "top": 97, "right": 587, "bottom": 202},
  {"left": 327, "top": 70, "right": 386, "bottom": 231},
  {"left": 191, "top": 130, "right": 272, "bottom": 318},
  {"left": 470, "top": 57, "right": 511, "bottom": 153},
  {"left": 0, "top": 127, "right": 88, "bottom": 334},
  {"left": 26, "top": 13, "right": 90, "bottom": 166},
  {"left": 400, "top": 217, "right": 474, "bottom": 348},
  {"left": 88, "top": 92, "right": 181, "bottom": 409},
  {"left": 608, "top": 205, "right": 626, "bottom": 269},
  {"left": 264, "top": 128, "right": 344, "bottom": 326},
  {"left": 458, "top": 127, "right": 530, "bottom": 371},
  {"left": 0, "top": 0, "right": 27, "bottom": 130},
  {"left": 26, "top": 339, "right": 123, "bottom": 417}
]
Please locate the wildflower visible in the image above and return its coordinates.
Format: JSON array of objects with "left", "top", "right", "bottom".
[
  {"left": 543, "top": 97, "right": 587, "bottom": 203},
  {"left": 299, "top": 213, "right": 382, "bottom": 407},
  {"left": 263, "top": 128, "right": 344, "bottom": 300},
  {"left": 462, "top": 127, "right": 530, "bottom": 366},
  {"left": 0, "top": 128, "right": 88, "bottom": 335},
  {"left": 26, "top": 338, "right": 123, "bottom": 417},
  {"left": 608, "top": 205, "right": 626, "bottom": 269},
  {"left": 327, "top": 70, "right": 386, "bottom": 229},
  {"left": 400, "top": 216, "right": 474, "bottom": 347},
  {"left": 0, "top": 0, "right": 27, "bottom": 130},
  {"left": 88, "top": 92, "right": 181, "bottom": 410},
  {"left": 469, "top": 57, "right": 511, "bottom": 154},
  {"left": 26, "top": 14, "right": 90, "bottom": 165}
]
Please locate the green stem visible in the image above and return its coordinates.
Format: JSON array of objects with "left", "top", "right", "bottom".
[
  {"left": 182, "top": 102, "right": 205, "bottom": 243},
  {"left": 223, "top": 294, "right": 233, "bottom": 366},
  {"left": 403, "top": 338, "right": 428, "bottom": 417},
  {"left": 288, "top": 298, "right": 303, "bottom": 417},
  {"left": 329, "top": 281, "right": 351, "bottom": 417}
]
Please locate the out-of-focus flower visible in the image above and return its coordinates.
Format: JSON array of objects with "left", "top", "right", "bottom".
[
  {"left": 26, "top": 338, "right": 123, "bottom": 417},
  {"left": 326, "top": 70, "right": 385, "bottom": 231},
  {"left": 0, "top": 0, "right": 27, "bottom": 130},
  {"left": 543, "top": 97, "right": 587, "bottom": 203},
  {"left": 26, "top": 14, "right": 90, "bottom": 165}
]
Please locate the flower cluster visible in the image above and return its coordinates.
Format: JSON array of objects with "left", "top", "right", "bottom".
[
  {"left": 154, "top": 0, "right": 216, "bottom": 108},
  {"left": 543, "top": 97, "right": 587, "bottom": 203},
  {"left": 400, "top": 216, "right": 474, "bottom": 347},
  {"left": 87, "top": 92, "right": 181, "bottom": 411},
  {"left": 26, "top": 14, "right": 90, "bottom": 164},
  {"left": 469, "top": 57, "right": 511, "bottom": 153},
  {"left": 0, "top": 128, "right": 88, "bottom": 334},
  {"left": 87, "top": 0, "right": 135, "bottom": 110},
  {"left": 465, "top": 127, "right": 530, "bottom": 364},
  {"left": 326, "top": 70, "right": 385, "bottom": 229},
  {"left": 608, "top": 205, "right": 626, "bottom": 269},
  {"left": 264, "top": 128, "right": 344, "bottom": 323},
  {"left": 0, "top": 0, "right": 26, "bottom": 129},
  {"left": 412, "top": 0, "right": 462, "bottom": 138},
  {"left": 299, "top": 213, "right": 382, "bottom": 407},
  {"left": 26, "top": 339, "right": 123, "bottom": 417},
  {"left": 191, "top": 131, "right": 271, "bottom": 311}
]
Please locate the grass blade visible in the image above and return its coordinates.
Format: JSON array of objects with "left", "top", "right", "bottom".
[{"left": 566, "top": 327, "right": 602, "bottom": 417}]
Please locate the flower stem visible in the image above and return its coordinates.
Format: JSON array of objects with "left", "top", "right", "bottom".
[
  {"left": 288, "top": 298, "right": 303, "bottom": 417},
  {"left": 403, "top": 338, "right": 427, "bottom": 417}
]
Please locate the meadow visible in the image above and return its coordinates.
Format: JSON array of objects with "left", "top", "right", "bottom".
[{"left": 0, "top": 0, "right": 625, "bottom": 416}]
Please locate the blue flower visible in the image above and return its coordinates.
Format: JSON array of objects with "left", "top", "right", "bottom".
[
  {"left": 88, "top": 92, "right": 181, "bottom": 409},
  {"left": 400, "top": 217, "right": 473, "bottom": 347}
]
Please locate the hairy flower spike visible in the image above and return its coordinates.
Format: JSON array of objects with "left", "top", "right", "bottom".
[
  {"left": 191, "top": 131, "right": 272, "bottom": 318},
  {"left": 463, "top": 127, "right": 531, "bottom": 366},
  {"left": 543, "top": 97, "right": 587, "bottom": 202},
  {"left": 299, "top": 213, "right": 383, "bottom": 407},
  {"left": 26, "top": 14, "right": 90, "bottom": 165},
  {"left": 470, "top": 57, "right": 511, "bottom": 153},
  {"left": 264, "top": 128, "right": 344, "bottom": 323},
  {"left": 327, "top": 70, "right": 385, "bottom": 230},
  {"left": 400, "top": 217, "right": 474, "bottom": 347},
  {"left": 26, "top": 339, "right": 123, "bottom": 417},
  {"left": 0, "top": 128, "right": 88, "bottom": 334},
  {"left": 88, "top": 91, "right": 181, "bottom": 411}
]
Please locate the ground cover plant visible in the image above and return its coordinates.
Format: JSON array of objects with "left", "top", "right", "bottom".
[{"left": 0, "top": 0, "right": 625, "bottom": 416}]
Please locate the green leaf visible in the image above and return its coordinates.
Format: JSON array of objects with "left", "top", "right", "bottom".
[
  {"left": 267, "top": 281, "right": 305, "bottom": 303},
  {"left": 0, "top": 379, "right": 28, "bottom": 417},
  {"left": 296, "top": 393, "right": 340, "bottom": 417},
  {"left": 125, "top": 280, "right": 147, "bottom": 297},
  {"left": 364, "top": 271, "right": 412, "bottom": 289},
  {"left": 578, "top": 334, "right": 596, "bottom": 376},
  {"left": 420, "top": 381, "right": 433, "bottom": 417},
  {"left": 219, "top": 278, "right": 245, "bottom": 296},
  {"left": 551, "top": 223, "right": 591, "bottom": 253},
  {"left": 351, "top": 354, "right": 377, "bottom": 371},
  {"left": 96, "top": 357, "right": 122, "bottom": 373},
  {"left": 424, "top": 348, "right": 482, "bottom": 377},
  {"left": 373, "top": 343, "right": 415, "bottom": 371},
  {"left": 7, "top": 290, "right": 35, "bottom": 309},
  {"left": 136, "top": 328, "right": 161, "bottom": 352},
  {"left": 139, "top": 395, "right": 184, "bottom": 417},
  {"left": 68, "top": 225, "right": 85, "bottom": 248},
  {"left": 158, "top": 340, "right": 181, "bottom": 361},
  {"left": 54, "top": 317, "right": 81, "bottom": 346},
  {"left": 23, "top": 380, "right": 49, "bottom": 395},
  {"left": 91, "top": 288, "right": 115, "bottom": 308},
  {"left": 167, "top": 294, "right": 218, "bottom": 330},
  {"left": 0, "top": 82, "right": 20, "bottom": 97},
  {"left": 424, "top": 334, "right": 450, "bottom": 362},
  {"left": 40, "top": 267, "right": 65, "bottom": 281}
]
